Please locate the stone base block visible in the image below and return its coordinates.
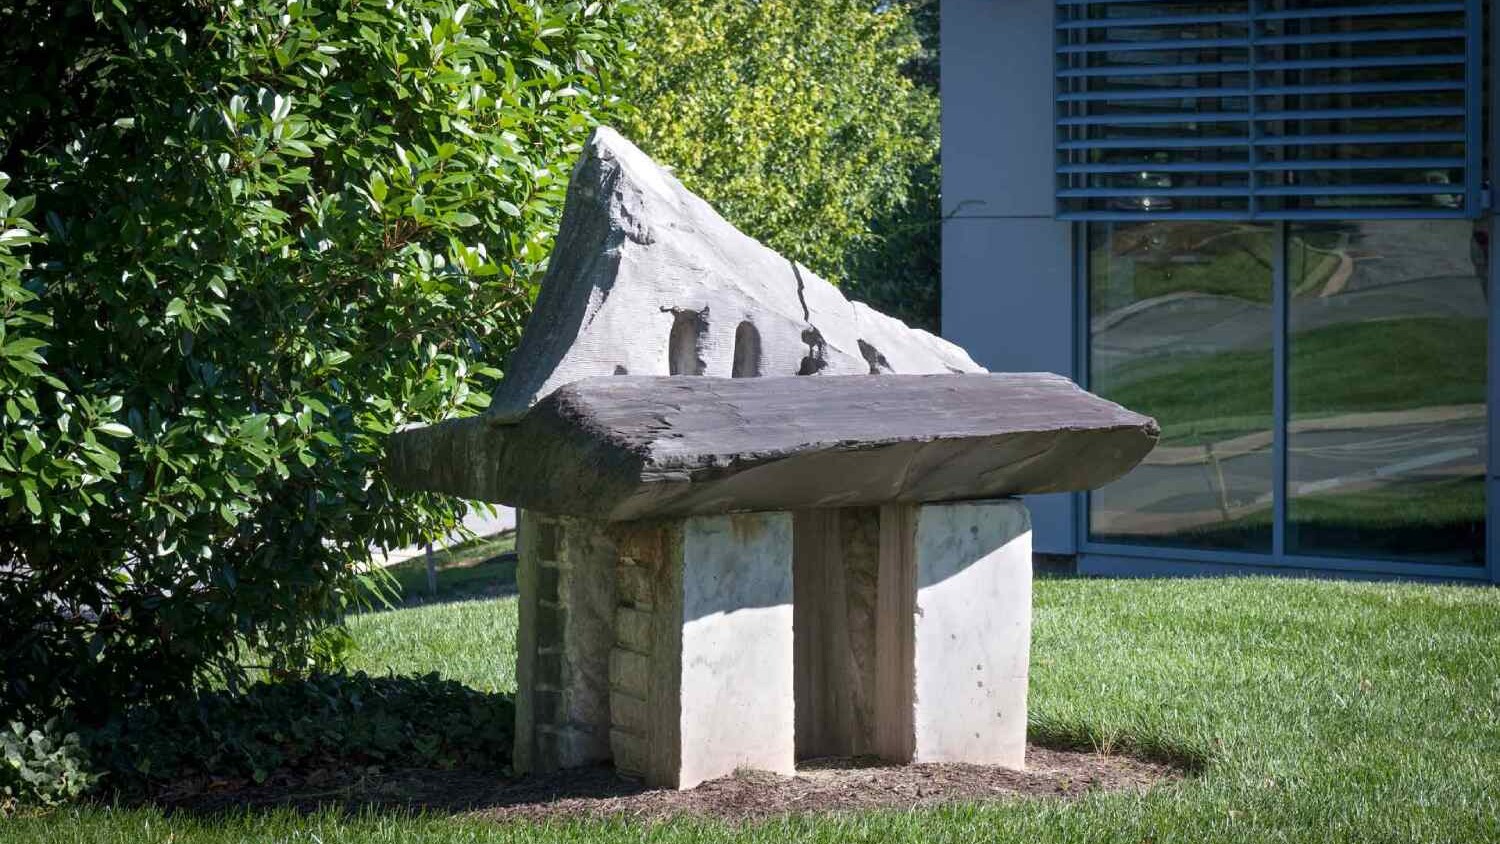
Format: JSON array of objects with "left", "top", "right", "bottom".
[
  {"left": 907, "top": 500, "right": 1031, "bottom": 767},
  {"left": 795, "top": 500, "right": 1032, "bottom": 769},
  {"left": 792, "top": 507, "right": 880, "bottom": 758},
  {"left": 513, "top": 511, "right": 618, "bottom": 775},
  {"left": 516, "top": 500, "right": 1028, "bottom": 787},
  {"left": 611, "top": 512, "right": 796, "bottom": 789}
]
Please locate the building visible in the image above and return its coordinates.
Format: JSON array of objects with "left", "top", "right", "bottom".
[{"left": 941, "top": 0, "right": 1498, "bottom": 583}]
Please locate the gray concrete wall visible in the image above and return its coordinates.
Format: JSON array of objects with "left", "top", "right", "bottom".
[{"left": 941, "top": 0, "right": 1077, "bottom": 553}]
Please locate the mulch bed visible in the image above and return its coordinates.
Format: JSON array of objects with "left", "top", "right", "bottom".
[{"left": 153, "top": 744, "right": 1186, "bottom": 823}]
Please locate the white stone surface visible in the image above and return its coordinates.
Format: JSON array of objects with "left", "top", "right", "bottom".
[
  {"left": 910, "top": 500, "right": 1032, "bottom": 768},
  {"left": 488, "top": 127, "right": 982, "bottom": 421},
  {"left": 678, "top": 513, "right": 797, "bottom": 788}
]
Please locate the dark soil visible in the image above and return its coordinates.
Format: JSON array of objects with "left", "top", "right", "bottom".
[{"left": 152, "top": 744, "right": 1186, "bottom": 823}]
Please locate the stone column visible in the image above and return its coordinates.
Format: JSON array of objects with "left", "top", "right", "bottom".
[
  {"left": 513, "top": 510, "right": 618, "bottom": 775},
  {"left": 793, "top": 500, "right": 1031, "bottom": 768},
  {"left": 609, "top": 512, "right": 796, "bottom": 789},
  {"left": 875, "top": 499, "right": 1033, "bottom": 767},
  {"left": 792, "top": 507, "right": 881, "bottom": 758}
]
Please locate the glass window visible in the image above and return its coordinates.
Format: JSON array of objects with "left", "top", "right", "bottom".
[
  {"left": 1286, "top": 220, "right": 1487, "bottom": 564},
  {"left": 1087, "top": 221, "right": 1274, "bottom": 551}
]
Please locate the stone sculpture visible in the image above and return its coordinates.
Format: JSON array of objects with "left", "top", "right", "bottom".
[
  {"left": 483, "top": 126, "right": 982, "bottom": 423},
  {"left": 388, "top": 127, "right": 1158, "bottom": 789}
]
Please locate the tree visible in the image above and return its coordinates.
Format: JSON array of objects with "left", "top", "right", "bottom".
[
  {"left": 0, "top": 0, "right": 637, "bottom": 723},
  {"left": 840, "top": 0, "right": 941, "bottom": 331},
  {"left": 620, "top": 0, "right": 937, "bottom": 304}
]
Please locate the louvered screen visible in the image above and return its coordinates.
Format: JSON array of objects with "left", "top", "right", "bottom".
[{"left": 1056, "top": 0, "right": 1483, "bottom": 220}]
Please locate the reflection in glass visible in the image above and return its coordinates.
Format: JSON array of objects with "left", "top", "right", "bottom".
[
  {"left": 1287, "top": 220, "right": 1487, "bottom": 564},
  {"left": 1088, "top": 222, "right": 1274, "bottom": 551}
]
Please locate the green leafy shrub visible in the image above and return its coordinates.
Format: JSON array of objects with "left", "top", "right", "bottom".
[
  {"left": 91, "top": 672, "right": 514, "bottom": 792},
  {"left": 0, "top": 171, "right": 119, "bottom": 813},
  {"left": 620, "top": 0, "right": 937, "bottom": 289},
  {"left": 2, "top": 166, "right": 134, "bottom": 592},
  {"left": 1, "top": 720, "right": 99, "bottom": 812},
  {"left": 0, "top": 1, "right": 636, "bottom": 723}
]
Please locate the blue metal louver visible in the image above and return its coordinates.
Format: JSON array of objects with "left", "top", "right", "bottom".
[{"left": 1055, "top": 0, "right": 1483, "bottom": 220}]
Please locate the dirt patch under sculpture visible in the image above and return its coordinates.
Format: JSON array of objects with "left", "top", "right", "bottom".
[{"left": 158, "top": 745, "right": 1188, "bottom": 823}]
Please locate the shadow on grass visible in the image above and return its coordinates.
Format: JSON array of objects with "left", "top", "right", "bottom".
[{"left": 96, "top": 672, "right": 517, "bottom": 814}]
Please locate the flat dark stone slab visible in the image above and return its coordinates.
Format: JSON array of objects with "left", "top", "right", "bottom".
[{"left": 387, "top": 374, "right": 1158, "bottom": 521}]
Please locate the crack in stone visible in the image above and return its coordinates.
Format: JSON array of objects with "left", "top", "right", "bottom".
[
  {"left": 790, "top": 260, "right": 810, "bottom": 322},
  {"left": 790, "top": 261, "right": 830, "bottom": 375}
]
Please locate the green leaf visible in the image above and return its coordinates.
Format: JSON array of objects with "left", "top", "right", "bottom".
[
  {"left": 3, "top": 338, "right": 47, "bottom": 358},
  {"left": 95, "top": 423, "right": 134, "bottom": 439},
  {"left": 239, "top": 415, "right": 271, "bottom": 440}
]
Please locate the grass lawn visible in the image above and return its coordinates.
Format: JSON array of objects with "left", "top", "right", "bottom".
[
  {"left": 375, "top": 531, "right": 517, "bottom": 604},
  {"left": 10, "top": 576, "right": 1498, "bottom": 842},
  {"left": 345, "top": 597, "right": 520, "bottom": 695},
  {"left": 344, "top": 531, "right": 520, "bottom": 691}
]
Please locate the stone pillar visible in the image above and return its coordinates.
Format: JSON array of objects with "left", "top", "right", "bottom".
[
  {"left": 513, "top": 510, "right": 618, "bottom": 775},
  {"left": 609, "top": 512, "right": 796, "bottom": 789},
  {"left": 792, "top": 507, "right": 881, "bottom": 758},
  {"left": 793, "top": 500, "right": 1031, "bottom": 768},
  {"left": 875, "top": 499, "right": 1032, "bottom": 767}
]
